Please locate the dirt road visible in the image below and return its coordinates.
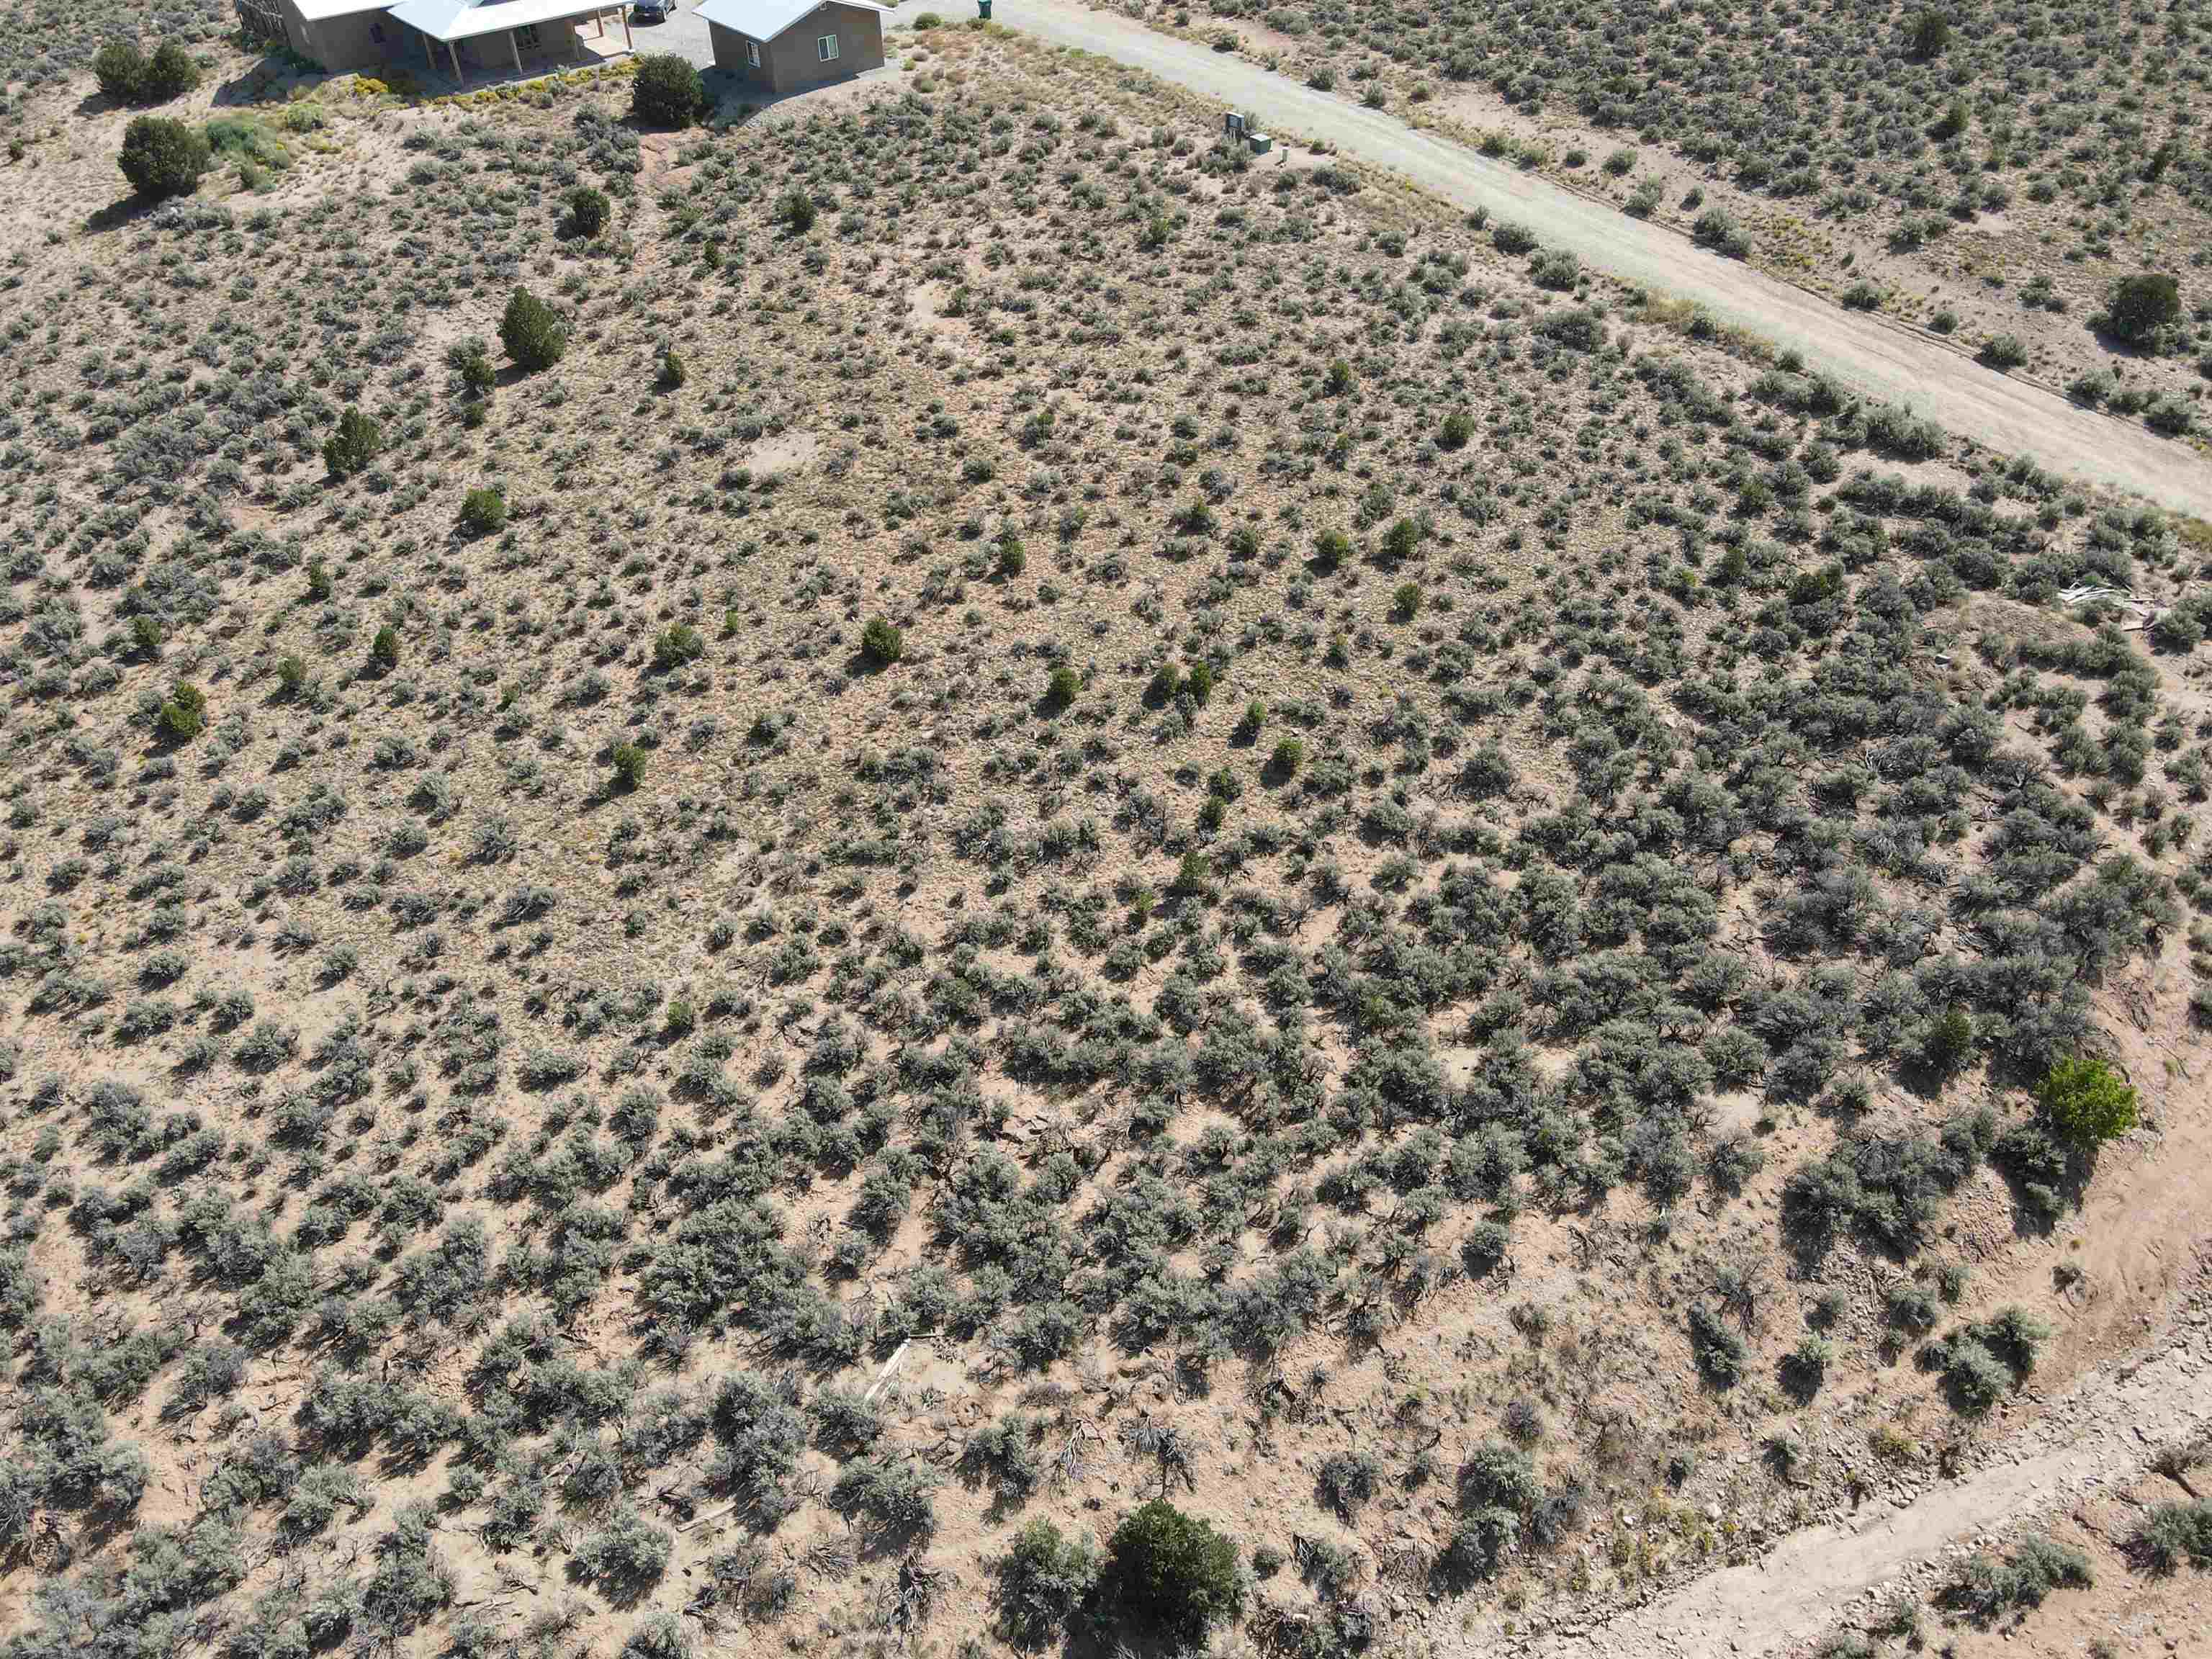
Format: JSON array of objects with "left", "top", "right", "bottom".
[
  {"left": 888, "top": 1, "right": 2212, "bottom": 517},
  {"left": 1498, "top": 1264, "right": 2212, "bottom": 1659}
]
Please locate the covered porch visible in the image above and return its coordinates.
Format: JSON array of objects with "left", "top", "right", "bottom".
[{"left": 387, "top": 0, "right": 637, "bottom": 84}]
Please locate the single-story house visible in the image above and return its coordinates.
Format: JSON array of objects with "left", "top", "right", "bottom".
[
  {"left": 696, "top": 0, "right": 885, "bottom": 94},
  {"left": 251, "top": 0, "right": 637, "bottom": 80}
]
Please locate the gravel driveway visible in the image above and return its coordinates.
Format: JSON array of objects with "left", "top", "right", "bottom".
[
  {"left": 624, "top": 0, "right": 717, "bottom": 68},
  {"left": 896, "top": 0, "right": 2212, "bottom": 516}
]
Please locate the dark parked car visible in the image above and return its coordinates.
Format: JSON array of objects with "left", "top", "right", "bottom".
[{"left": 631, "top": 0, "right": 678, "bottom": 19}]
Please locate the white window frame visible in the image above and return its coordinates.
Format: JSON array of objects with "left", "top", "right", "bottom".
[
  {"left": 816, "top": 32, "right": 838, "bottom": 60},
  {"left": 746, "top": 37, "right": 760, "bottom": 66}
]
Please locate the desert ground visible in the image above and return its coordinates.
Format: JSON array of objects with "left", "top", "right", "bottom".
[{"left": 1, "top": 12, "right": 2209, "bottom": 1659}]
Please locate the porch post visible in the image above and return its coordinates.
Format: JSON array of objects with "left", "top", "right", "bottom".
[
  {"left": 510, "top": 27, "right": 523, "bottom": 72},
  {"left": 423, "top": 31, "right": 434, "bottom": 71},
  {"left": 573, "top": 22, "right": 585, "bottom": 58},
  {"left": 622, "top": 11, "right": 633, "bottom": 48},
  {"left": 449, "top": 39, "right": 463, "bottom": 79}
]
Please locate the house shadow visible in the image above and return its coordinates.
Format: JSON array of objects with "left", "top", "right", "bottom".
[
  {"left": 706, "top": 61, "right": 894, "bottom": 125},
  {"left": 212, "top": 54, "right": 329, "bottom": 109}
]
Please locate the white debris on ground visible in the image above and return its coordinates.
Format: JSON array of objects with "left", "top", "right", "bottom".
[{"left": 2059, "top": 583, "right": 2165, "bottom": 630}]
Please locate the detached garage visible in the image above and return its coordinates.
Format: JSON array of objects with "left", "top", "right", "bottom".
[{"left": 698, "top": 0, "right": 886, "bottom": 94}]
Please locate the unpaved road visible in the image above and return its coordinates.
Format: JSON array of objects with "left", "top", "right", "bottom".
[
  {"left": 886, "top": 0, "right": 2212, "bottom": 517},
  {"left": 1503, "top": 1266, "right": 2212, "bottom": 1659}
]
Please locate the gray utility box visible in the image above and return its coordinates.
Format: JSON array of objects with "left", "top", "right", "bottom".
[{"left": 1222, "top": 111, "right": 1272, "bottom": 153}]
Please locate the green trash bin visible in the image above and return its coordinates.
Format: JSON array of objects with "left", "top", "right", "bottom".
[{"left": 977, "top": 0, "right": 991, "bottom": 17}]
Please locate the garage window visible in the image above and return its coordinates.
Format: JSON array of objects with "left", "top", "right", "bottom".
[
  {"left": 747, "top": 38, "right": 760, "bottom": 65},
  {"left": 817, "top": 32, "right": 838, "bottom": 60}
]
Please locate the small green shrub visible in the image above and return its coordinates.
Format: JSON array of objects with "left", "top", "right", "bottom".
[
  {"left": 567, "top": 185, "right": 610, "bottom": 237},
  {"left": 1316, "top": 1449, "right": 1382, "bottom": 1519},
  {"left": 1439, "top": 1506, "right": 1522, "bottom": 1585},
  {"left": 1691, "top": 207, "right": 1751, "bottom": 258},
  {"left": 2106, "top": 272, "right": 2182, "bottom": 344},
  {"left": 995, "top": 1519, "right": 1100, "bottom": 1647},
  {"left": 631, "top": 53, "right": 706, "bottom": 127},
  {"left": 2131, "top": 1501, "right": 2212, "bottom": 1574},
  {"left": 1391, "top": 582, "right": 1422, "bottom": 621},
  {"left": 2147, "top": 395, "right": 2195, "bottom": 436},
  {"left": 572, "top": 1506, "right": 672, "bottom": 1597},
  {"left": 94, "top": 40, "right": 148, "bottom": 102},
  {"left": 1044, "top": 665, "right": 1080, "bottom": 711},
  {"left": 452, "top": 339, "right": 496, "bottom": 397},
  {"left": 658, "top": 346, "right": 685, "bottom": 389},
  {"left": 1780, "top": 1336, "right": 1833, "bottom": 1399},
  {"left": 860, "top": 616, "right": 904, "bottom": 666},
  {"left": 141, "top": 42, "right": 199, "bottom": 102},
  {"left": 653, "top": 624, "right": 705, "bottom": 670},
  {"left": 778, "top": 189, "right": 817, "bottom": 232},
  {"left": 156, "top": 683, "right": 207, "bottom": 744},
  {"left": 1439, "top": 410, "right": 1473, "bottom": 449},
  {"left": 611, "top": 742, "right": 648, "bottom": 792},
  {"left": 370, "top": 626, "right": 400, "bottom": 670},
  {"left": 1687, "top": 1303, "right": 1747, "bottom": 1387},
  {"left": 500, "top": 289, "right": 567, "bottom": 372},
  {"left": 1919, "top": 1005, "right": 1975, "bottom": 1074},
  {"left": 1460, "top": 1220, "right": 1510, "bottom": 1275},
  {"left": 1099, "top": 1500, "right": 1243, "bottom": 1644},
  {"left": 1941, "top": 1534, "right": 2090, "bottom": 1622},
  {"left": 2036, "top": 1055, "right": 2137, "bottom": 1147},
  {"left": 1270, "top": 737, "right": 1304, "bottom": 777},
  {"left": 619, "top": 1611, "right": 691, "bottom": 1659},
  {"left": 1926, "top": 1313, "right": 2051, "bottom": 1418},
  {"left": 128, "top": 615, "right": 163, "bottom": 660},
  {"left": 322, "top": 407, "right": 382, "bottom": 480},
  {"left": 457, "top": 487, "right": 507, "bottom": 536},
  {"left": 1907, "top": 10, "right": 1950, "bottom": 58},
  {"left": 117, "top": 115, "right": 209, "bottom": 200}
]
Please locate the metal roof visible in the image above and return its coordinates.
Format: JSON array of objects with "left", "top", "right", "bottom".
[
  {"left": 385, "top": 0, "right": 622, "bottom": 42},
  {"left": 695, "top": 0, "right": 886, "bottom": 42},
  {"left": 293, "top": 0, "right": 391, "bottom": 19}
]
